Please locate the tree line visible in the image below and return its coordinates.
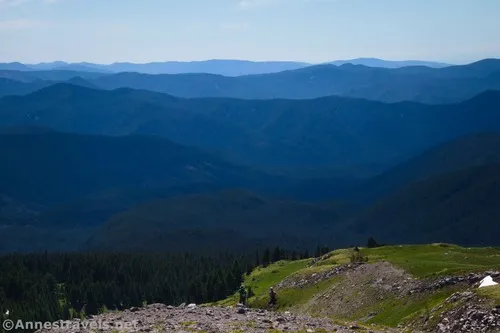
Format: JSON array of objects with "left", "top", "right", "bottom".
[{"left": 0, "top": 246, "right": 316, "bottom": 333}]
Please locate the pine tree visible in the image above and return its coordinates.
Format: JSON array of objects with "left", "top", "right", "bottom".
[
  {"left": 367, "top": 237, "right": 380, "bottom": 248},
  {"left": 272, "top": 246, "right": 282, "bottom": 262},
  {"left": 262, "top": 248, "right": 271, "bottom": 267},
  {"left": 254, "top": 250, "right": 260, "bottom": 267}
]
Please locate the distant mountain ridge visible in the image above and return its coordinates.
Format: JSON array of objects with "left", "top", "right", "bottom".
[
  {"left": 0, "top": 69, "right": 106, "bottom": 82},
  {"left": 4, "top": 60, "right": 310, "bottom": 76},
  {"left": 0, "top": 57, "right": 453, "bottom": 76},
  {"left": 0, "top": 78, "right": 51, "bottom": 97},
  {"left": 2, "top": 59, "right": 498, "bottom": 103},
  {"left": 329, "top": 57, "right": 451, "bottom": 68},
  {"left": 3, "top": 58, "right": 500, "bottom": 253},
  {"left": 0, "top": 62, "right": 31, "bottom": 71},
  {"left": 2, "top": 84, "right": 500, "bottom": 172}
]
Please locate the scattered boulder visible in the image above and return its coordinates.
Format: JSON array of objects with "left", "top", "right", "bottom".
[
  {"left": 235, "top": 303, "right": 247, "bottom": 314},
  {"left": 186, "top": 303, "right": 197, "bottom": 310},
  {"left": 146, "top": 303, "right": 167, "bottom": 310}
]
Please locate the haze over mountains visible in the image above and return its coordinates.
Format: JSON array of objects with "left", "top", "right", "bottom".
[
  {"left": 1, "top": 57, "right": 500, "bottom": 253},
  {"left": 0, "top": 58, "right": 451, "bottom": 76},
  {"left": 2, "top": 83, "right": 500, "bottom": 168},
  {"left": 1, "top": 58, "right": 499, "bottom": 103},
  {"left": 328, "top": 58, "right": 451, "bottom": 68}
]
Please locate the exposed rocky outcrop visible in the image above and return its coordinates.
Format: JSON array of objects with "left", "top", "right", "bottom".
[
  {"left": 410, "top": 271, "right": 500, "bottom": 294},
  {"left": 278, "top": 261, "right": 418, "bottom": 298},
  {"left": 277, "top": 262, "right": 365, "bottom": 289},
  {"left": 436, "top": 292, "right": 500, "bottom": 332}
]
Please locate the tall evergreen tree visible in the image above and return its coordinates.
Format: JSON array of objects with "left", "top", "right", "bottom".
[{"left": 262, "top": 248, "right": 271, "bottom": 267}]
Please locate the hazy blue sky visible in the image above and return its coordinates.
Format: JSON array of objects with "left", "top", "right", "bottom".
[{"left": 0, "top": 0, "right": 499, "bottom": 64}]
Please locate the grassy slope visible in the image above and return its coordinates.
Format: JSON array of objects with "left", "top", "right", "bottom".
[
  {"left": 220, "top": 244, "right": 500, "bottom": 330},
  {"left": 215, "top": 259, "right": 311, "bottom": 306},
  {"left": 477, "top": 285, "right": 500, "bottom": 306},
  {"left": 320, "top": 243, "right": 500, "bottom": 278}
]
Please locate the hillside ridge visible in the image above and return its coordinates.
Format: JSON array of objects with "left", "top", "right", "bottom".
[
  {"left": 219, "top": 244, "right": 500, "bottom": 332},
  {"left": 30, "top": 244, "right": 500, "bottom": 332}
]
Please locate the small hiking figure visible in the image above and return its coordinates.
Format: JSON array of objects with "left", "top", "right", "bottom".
[
  {"left": 269, "top": 287, "right": 277, "bottom": 306},
  {"left": 238, "top": 284, "right": 248, "bottom": 305}
]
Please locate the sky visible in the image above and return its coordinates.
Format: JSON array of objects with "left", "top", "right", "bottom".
[{"left": 0, "top": 0, "right": 499, "bottom": 64}]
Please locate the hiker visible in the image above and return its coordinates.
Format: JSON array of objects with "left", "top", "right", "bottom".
[
  {"left": 238, "top": 284, "right": 248, "bottom": 305},
  {"left": 269, "top": 287, "right": 277, "bottom": 306}
]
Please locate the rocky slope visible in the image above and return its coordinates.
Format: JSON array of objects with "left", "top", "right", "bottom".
[
  {"left": 36, "top": 303, "right": 395, "bottom": 333},
  {"left": 435, "top": 291, "right": 500, "bottom": 333},
  {"left": 270, "top": 262, "right": 500, "bottom": 332}
]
